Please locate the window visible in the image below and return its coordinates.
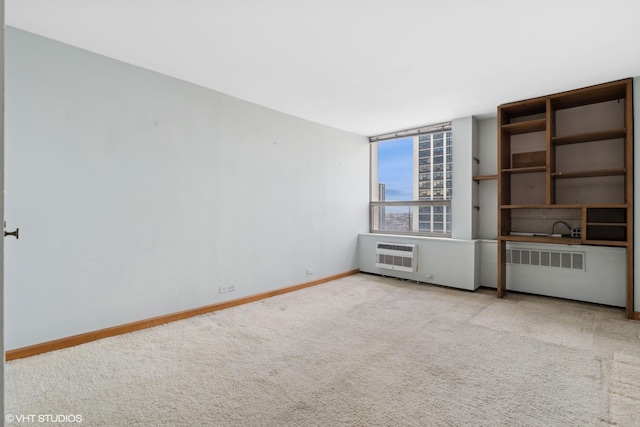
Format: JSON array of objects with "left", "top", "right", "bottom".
[{"left": 370, "top": 123, "right": 452, "bottom": 236}]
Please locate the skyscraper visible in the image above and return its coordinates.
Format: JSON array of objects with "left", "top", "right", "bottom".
[{"left": 416, "top": 131, "right": 452, "bottom": 234}]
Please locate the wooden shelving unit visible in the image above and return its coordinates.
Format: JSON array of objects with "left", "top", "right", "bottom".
[{"left": 497, "top": 79, "right": 634, "bottom": 318}]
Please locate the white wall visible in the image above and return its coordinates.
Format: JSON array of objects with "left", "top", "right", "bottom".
[
  {"left": 1, "top": 0, "right": 6, "bottom": 416},
  {"left": 476, "top": 118, "right": 498, "bottom": 240},
  {"left": 358, "top": 233, "right": 479, "bottom": 290},
  {"left": 476, "top": 117, "right": 499, "bottom": 288},
  {"left": 479, "top": 240, "right": 497, "bottom": 288},
  {"left": 451, "top": 117, "right": 478, "bottom": 240},
  {"left": 4, "top": 27, "right": 369, "bottom": 350}
]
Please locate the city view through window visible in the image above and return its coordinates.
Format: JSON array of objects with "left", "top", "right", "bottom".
[{"left": 373, "top": 131, "right": 452, "bottom": 235}]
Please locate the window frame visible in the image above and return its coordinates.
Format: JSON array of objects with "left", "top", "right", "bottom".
[{"left": 369, "top": 123, "right": 452, "bottom": 237}]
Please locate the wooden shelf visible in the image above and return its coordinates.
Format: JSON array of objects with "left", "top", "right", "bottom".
[
  {"left": 501, "top": 203, "right": 628, "bottom": 209},
  {"left": 500, "top": 98, "right": 546, "bottom": 118},
  {"left": 500, "top": 234, "right": 628, "bottom": 247},
  {"left": 586, "top": 222, "right": 627, "bottom": 226},
  {"left": 473, "top": 174, "right": 497, "bottom": 182},
  {"left": 499, "top": 235, "right": 582, "bottom": 245},
  {"left": 501, "top": 204, "right": 578, "bottom": 209},
  {"left": 501, "top": 166, "right": 546, "bottom": 174},
  {"left": 551, "top": 80, "right": 629, "bottom": 110},
  {"left": 582, "top": 239, "right": 628, "bottom": 247},
  {"left": 582, "top": 203, "right": 629, "bottom": 209},
  {"left": 501, "top": 118, "right": 546, "bottom": 135},
  {"left": 552, "top": 128, "right": 626, "bottom": 145},
  {"left": 551, "top": 169, "right": 626, "bottom": 179}
]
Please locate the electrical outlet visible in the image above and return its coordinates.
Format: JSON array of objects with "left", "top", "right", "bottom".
[
  {"left": 571, "top": 228, "right": 581, "bottom": 238},
  {"left": 307, "top": 268, "right": 315, "bottom": 275},
  {"left": 219, "top": 285, "right": 236, "bottom": 293}
]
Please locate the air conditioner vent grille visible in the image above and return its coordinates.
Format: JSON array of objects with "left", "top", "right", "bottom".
[
  {"left": 375, "top": 242, "right": 418, "bottom": 273},
  {"left": 377, "top": 243, "right": 414, "bottom": 252}
]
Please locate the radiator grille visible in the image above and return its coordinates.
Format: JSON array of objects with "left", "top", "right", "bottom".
[{"left": 507, "top": 248, "right": 585, "bottom": 271}]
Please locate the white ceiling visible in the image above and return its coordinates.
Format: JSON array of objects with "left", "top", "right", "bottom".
[{"left": 6, "top": 0, "right": 640, "bottom": 136}]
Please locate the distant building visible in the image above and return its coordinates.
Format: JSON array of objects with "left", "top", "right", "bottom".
[{"left": 416, "top": 131, "right": 452, "bottom": 234}]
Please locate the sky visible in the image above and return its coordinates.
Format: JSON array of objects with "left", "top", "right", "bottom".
[{"left": 377, "top": 137, "right": 413, "bottom": 201}]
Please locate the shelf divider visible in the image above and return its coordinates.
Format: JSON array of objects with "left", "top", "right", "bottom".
[
  {"left": 552, "top": 128, "right": 626, "bottom": 145},
  {"left": 501, "top": 118, "right": 546, "bottom": 135},
  {"left": 551, "top": 169, "right": 626, "bottom": 179},
  {"left": 501, "top": 166, "right": 546, "bottom": 174}
]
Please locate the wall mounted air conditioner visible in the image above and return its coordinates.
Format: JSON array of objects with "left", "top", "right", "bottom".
[{"left": 375, "top": 242, "right": 418, "bottom": 273}]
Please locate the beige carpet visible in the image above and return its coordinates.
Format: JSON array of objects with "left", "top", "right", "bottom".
[{"left": 5, "top": 273, "right": 640, "bottom": 426}]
